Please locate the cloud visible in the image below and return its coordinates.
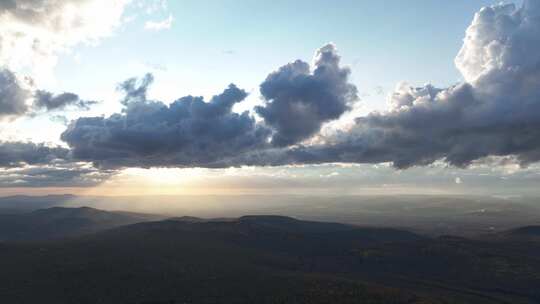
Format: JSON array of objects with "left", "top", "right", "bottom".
[
  {"left": 0, "top": 141, "right": 69, "bottom": 168},
  {"left": 118, "top": 73, "right": 154, "bottom": 105},
  {"left": 0, "top": 0, "right": 128, "bottom": 79},
  {"left": 144, "top": 14, "right": 173, "bottom": 31},
  {"left": 59, "top": 45, "right": 359, "bottom": 169},
  {"left": 0, "top": 163, "right": 114, "bottom": 187},
  {"left": 250, "top": 1, "right": 540, "bottom": 169},
  {"left": 34, "top": 90, "right": 97, "bottom": 111},
  {"left": 0, "top": 67, "right": 96, "bottom": 118},
  {"left": 0, "top": 1, "right": 125, "bottom": 119},
  {"left": 271, "top": 82, "right": 480, "bottom": 169},
  {"left": 0, "top": 68, "right": 30, "bottom": 118},
  {"left": 61, "top": 75, "right": 271, "bottom": 168},
  {"left": 255, "top": 43, "right": 358, "bottom": 147}
]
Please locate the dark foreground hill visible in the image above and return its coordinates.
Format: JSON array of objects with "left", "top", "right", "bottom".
[{"left": 0, "top": 212, "right": 539, "bottom": 303}]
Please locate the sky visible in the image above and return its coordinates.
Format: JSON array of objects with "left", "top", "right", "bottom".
[{"left": 2, "top": 0, "right": 540, "bottom": 197}]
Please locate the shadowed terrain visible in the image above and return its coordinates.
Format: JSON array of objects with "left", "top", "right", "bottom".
[{"left": 0, "top": 207, "right": 539, "bottom": 303}]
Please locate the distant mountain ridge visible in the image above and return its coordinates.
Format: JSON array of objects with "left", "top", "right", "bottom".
[
  {"left": 0, "top": 206, "right": 163, "bottom": 241},
  {"left": 0, "top": 194, "right": 77, "bottom": 212},
  {"left": 1, "top": 194, "right": 540, "bottom": 237}
]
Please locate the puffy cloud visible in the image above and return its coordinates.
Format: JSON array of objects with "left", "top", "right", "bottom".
[
  {"left": 280, "top": 83, "right": 481, "bottom": 169},
  {"left": 256, "top": 43, "right": 358, "bottom": 147},
  {"left": 388, "top": 83, "right": 442, "bottom": 111},
  {"left": 0, "top": 68, "right": 30, "bottom": 118},
  {"left": 455, "top": 1, "right": 540, "bottom": 84},
  {"left": 0, "top": 0, "right": 127, "bottom": 124},
  {"left": 118, "top": 73, "right": 154, "bottom": 105},
  {"left": 0, "top": 141, "right": 69, "bottom": 168},
  {"left": 0, "top": 67, "right": 96, "bottom": 118},
  {"left": 61, "top": 75, "right": 271, "bottom": 168},
  {"left": 34, "top": 90, "right": 97, "bottom": 111}
]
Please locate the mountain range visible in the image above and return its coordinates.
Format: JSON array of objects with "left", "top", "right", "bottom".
[{"left": 0, "top": 206, "right": 539, "bottom": 303}]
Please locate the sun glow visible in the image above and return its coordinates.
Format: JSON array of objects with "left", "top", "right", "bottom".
[
  {"left": 121, "top": 167, "right": 208, "bottom": 185},
  {"left": 81, "top": 167, "right": 211, "bottom": 196}
]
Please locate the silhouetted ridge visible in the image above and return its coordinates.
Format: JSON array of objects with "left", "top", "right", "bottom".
[
  {"left": 239, "top": 215, "right": 299, "bottom": 223},
  {"left": 0, "top": 194, "right": 77, "bottom": 212},
  {"left": 31, "top": 206, "right": 109, "bottom": 218},
  {"left": 238, "top": 215, "right": 355, "bottom": 233},
  {"left": 168, "top": 216, "right": 205, "bottom": 223}
]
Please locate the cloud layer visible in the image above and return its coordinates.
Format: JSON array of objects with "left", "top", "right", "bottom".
[
  {"left": 0, "top": 141, "right": 69, "bottom": 168},
  {"left": 0, "top": 68, "right": 29, "bottom": 118},
  {"left": 61, "top": 75, "right": 270, "bottom": 168}
]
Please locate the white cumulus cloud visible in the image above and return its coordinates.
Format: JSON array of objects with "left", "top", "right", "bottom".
[{"left": 0, "top": 0, "right": 129, "bottom": 82}]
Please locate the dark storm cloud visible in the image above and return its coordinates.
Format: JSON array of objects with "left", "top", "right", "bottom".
[
  {"left": 61, "top": 75, "right": 271, "bottom": 168},
  {"left": 0, "top": 141, "right": 69, "bottom": 167},
  {"left": 0, "top": 68, "right": 29, "bottom": 118},
  {"left": 34, "top": 90, "right": 97, "bottom": 111},
  {"left": 256, "top": 43, "right": 358, "bottom": 147}
]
